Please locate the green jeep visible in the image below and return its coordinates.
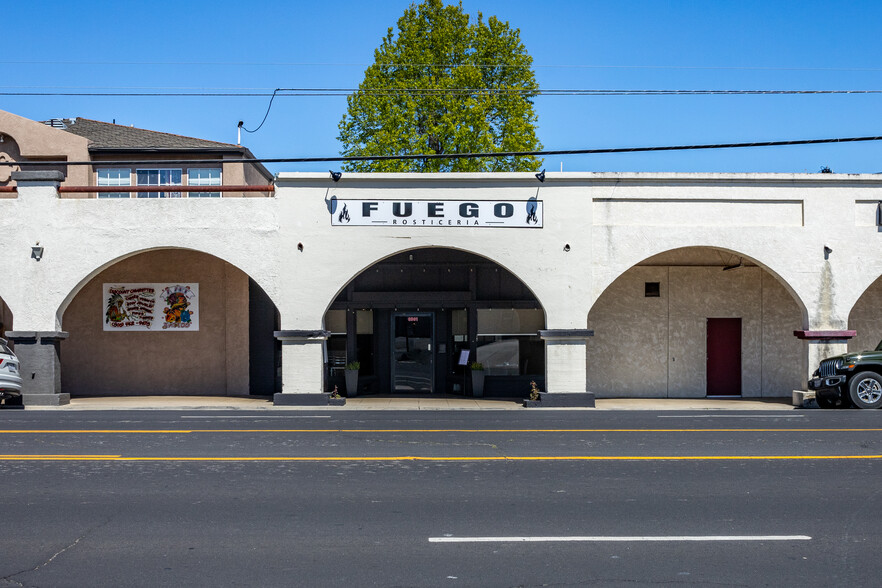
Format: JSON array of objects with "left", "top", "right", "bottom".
[{"left": 808, "top": 339, "right": 882, "bottom": 409}]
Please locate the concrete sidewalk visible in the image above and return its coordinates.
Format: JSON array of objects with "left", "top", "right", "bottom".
[{"left": 19, "top": 395, "right": 801, "bottom": 411}]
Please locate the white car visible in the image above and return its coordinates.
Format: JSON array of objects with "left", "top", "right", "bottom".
[{"left": 0, "top": 339, "right": 22, "bottom": 405}]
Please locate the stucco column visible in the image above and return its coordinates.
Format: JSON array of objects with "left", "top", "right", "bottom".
[
  {"left": 793, "top": 330, "right": 856, "bottom": 381},
  {"left": 5, "top": 331, "right": 70, "bottom": 406},
  {"left": 538, "top": 329, "right": 595, "bottom": 407},
  {"left": 273, "top": 330, "right": 333, "bottom": 405},
  {"left": 5, "top": 171, "right": 71, "bottom": 405}
]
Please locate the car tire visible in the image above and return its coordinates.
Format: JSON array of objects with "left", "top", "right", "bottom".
[{"left": 848, "top": 372, "right": 882, "bottom": 409}]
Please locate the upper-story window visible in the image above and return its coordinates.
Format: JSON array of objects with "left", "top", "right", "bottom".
[
  {"left": 188, "top": 168, "right": 221, "bottom": 198},
  {"left": 136, "top": 169, "right": 182, "bottom": 198},
  {"left": 97, "top": 168, "right": 131, "bottom": 198}
]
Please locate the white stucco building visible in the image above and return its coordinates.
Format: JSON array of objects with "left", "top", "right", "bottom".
[{"left": 2, "top": 169, "right": 880, "bottom": 406}]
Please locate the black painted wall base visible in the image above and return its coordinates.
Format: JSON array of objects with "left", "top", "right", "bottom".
[
  {"left": 273, "top": 393, "right": 337, "bottom": 406},
  {"left": 523, "top": 392, "right": 595, "bottom": 408}
]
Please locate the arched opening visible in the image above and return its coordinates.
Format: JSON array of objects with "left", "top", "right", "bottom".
[
  {"left": 587, "top": 247, "right": 805, "bottom": 398},
  {"left": 325, "top": 248, "right": 545, "bottom": 397},
  {"left": 61, "top": 249, "right": 280, "bottom": 397},
  {"left": 848, "top": 275, "right": 882, "bottom": 353}
]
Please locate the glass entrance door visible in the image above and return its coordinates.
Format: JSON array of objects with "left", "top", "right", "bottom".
[{"left": 392, "top": 313, "right": 434, "bottom": 393}]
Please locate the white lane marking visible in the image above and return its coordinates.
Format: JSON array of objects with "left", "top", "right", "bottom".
[
  {"left": 429, "top": 535, "right": 811, "bottom": 543},
  {"left": 180, "top": 415, "right": 332, "bottom": 419},
  {"left": 657, "top": 415, "right": 804, "bottom": 418}
]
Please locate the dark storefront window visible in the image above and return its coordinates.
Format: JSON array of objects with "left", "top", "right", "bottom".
[
  {"left": 476, "top": 335, "right": 545, "bottom": 376},
  {"left": 476, "top": 309, "right": 545, "bottom": 376}
]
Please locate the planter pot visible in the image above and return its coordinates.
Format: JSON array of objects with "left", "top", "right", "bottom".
[
  {"left": 522, "top": 399, "right": 541, "bottom": 408},
  {"left": 328, "top": 397, "right": 346, "bottom": 406},
  {"left": 471, "top": 370, "right": 485, "bottom": 398},
  {"left": 344, "top": 370, "right": 359, "bottom": 397}
]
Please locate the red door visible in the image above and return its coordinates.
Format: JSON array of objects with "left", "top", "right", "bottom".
[{"left": 707, "top": 318, "right": 742, "bottom": 397}]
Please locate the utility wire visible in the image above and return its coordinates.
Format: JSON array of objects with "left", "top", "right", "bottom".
[
  {"left": 4, "top": 134, "right": 882, "bottom": 167},
  {"left": 2, "top": 88, "right": 882, "bottom": 97},
  {"left": 240, "top": 88, "right": 280, "bottom": 133},
  {"left": 7, "top": 60, "right": 882, "bottom": 72}
]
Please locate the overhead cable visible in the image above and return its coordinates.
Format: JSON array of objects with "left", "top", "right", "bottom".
[
  {"left": 6, "top": 60, "right": 882, "bottom": 72},
  {"left": 2, "top": 88, "right": 882, "bottom": 97},
  {"left": 4, "top": 134, "right": 882, "bottom": 167}
]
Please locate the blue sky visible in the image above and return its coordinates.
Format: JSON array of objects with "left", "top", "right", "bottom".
[{"left": 5, "top": 0, "right": 882, "bottom": 174}]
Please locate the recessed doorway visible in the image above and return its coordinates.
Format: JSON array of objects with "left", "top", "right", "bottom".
[
  {"left": 392, "top": 313, "right": 434, "bottom": 393},
  {"left": 706, "top": 317, "right": 742, "bottom": 397}
]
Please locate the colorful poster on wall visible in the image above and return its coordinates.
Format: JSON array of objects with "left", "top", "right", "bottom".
[{"left": 103, "top": 283, "right": 199, "bottom": 331}]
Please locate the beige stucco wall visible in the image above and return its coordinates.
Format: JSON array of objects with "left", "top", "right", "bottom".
[
  {"left": 587, "top": 264, "right": 804, "bottom": 398},
  {"left": 61, "top": 250, "right": 249, "bottom": 396},
  {"left": 6, "top": 172, "right": 882, "bottom": 399},
  {"left": 0, "top": 110, "right": 91, "bottom": 188},
  {"left": 849, "top": 276, "right": 882, "bottom": 353}
]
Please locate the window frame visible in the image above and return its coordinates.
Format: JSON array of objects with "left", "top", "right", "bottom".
[
  {"left": 96, "top": 168, "right": 132, "bottom": 199},
  {"left": 135, "top": 168, "right": 183, "bottom": 198},
  {"left": 187, "top": 167, "right": 222, "bottom": 198}
]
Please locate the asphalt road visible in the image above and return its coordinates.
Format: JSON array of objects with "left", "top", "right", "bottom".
[{"left": 1, "top": 409, "right": 881, "bottom": 587}]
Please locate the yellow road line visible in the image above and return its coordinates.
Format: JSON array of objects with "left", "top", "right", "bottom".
[
  {"left": 1, "top": 454, "right": 881, "bottom": 462},
  {"left": 1, "top": 428, "right": 882, "bottom": 434},
  {"left": 0, "top": 430, "right": 195, "bottom": 434},
  {"left": 2, "top": 454, "right": 122, "bottom": 458}
]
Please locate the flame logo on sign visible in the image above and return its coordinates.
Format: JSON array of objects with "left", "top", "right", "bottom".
[
  {"left": 338, "top": 204, "right": 350, "bottom": 223},
  {"left": 526, "top": 197, "right": 538, "bottom": 225}
]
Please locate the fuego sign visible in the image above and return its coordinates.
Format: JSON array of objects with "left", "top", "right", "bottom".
[{"left": 329, "top": 199, "right": 542, "bottom": 228}]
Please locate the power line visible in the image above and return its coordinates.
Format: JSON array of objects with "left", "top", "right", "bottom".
[
  {"left": 6, "top": 60, "right": 882, "bottom": 72},
  {"left": 4, "top": 134, "right": 882, "bottom": 167},
  {"left": 2, "top": 88, "right": 881, "bottom": 97},
  {"left": 239, "top": 88, "right": 280, "bottom": 133}
]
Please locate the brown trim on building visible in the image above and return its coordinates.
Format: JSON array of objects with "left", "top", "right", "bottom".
[{"left": 793, "top": 330, "right": 857, "bottom": 340}]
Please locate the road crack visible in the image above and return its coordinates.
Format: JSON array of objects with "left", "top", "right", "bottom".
[{"left": 0, "top": 516, "right": 113, "bottom": 586}]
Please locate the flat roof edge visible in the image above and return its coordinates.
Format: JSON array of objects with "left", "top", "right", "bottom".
[{"left": 274, "top": 171, "right": 882, "bottom": 184}]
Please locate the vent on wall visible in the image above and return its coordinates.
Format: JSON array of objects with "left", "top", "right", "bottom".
[{"left": 644, "top": 282, "right": 661, "bottom": 298}]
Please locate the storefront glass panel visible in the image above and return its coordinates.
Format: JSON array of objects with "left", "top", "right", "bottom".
[{"left": 392, "top": 313, "right": 434, "bottom": 393}]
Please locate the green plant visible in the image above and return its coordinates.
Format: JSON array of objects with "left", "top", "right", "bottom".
[
  {"left": 470, "top": 362, "right": 484, "bottom": 371},
  {"left": 338, "top": 0, "right": 543, "bottom": 173},
  {"left": 330, "top": 385, "right": 342, "bottom": 399},
  {"left": 529, "top": 380, "right": 540, "bottom": 401},
  {"left": 345, "top": 361, "right": 361, "bottom": 371}
]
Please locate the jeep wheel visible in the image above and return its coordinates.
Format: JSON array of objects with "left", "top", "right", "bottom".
[{"left": 848, "top": 372, "right": 882, "bottom": 409}]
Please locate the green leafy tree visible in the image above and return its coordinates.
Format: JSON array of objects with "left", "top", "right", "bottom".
[{"left": 338, "top": 0, "right": 543, "bottom": 172}]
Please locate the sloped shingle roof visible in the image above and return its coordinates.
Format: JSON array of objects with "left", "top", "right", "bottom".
[{"left": 62, "top": 118, "right": 243, "bottom": 151}]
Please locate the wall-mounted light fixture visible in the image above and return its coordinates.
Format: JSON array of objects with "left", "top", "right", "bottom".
[
  {"left": 329, "top": 170, "right": 342, "bottom": 182},
  {"left": 824, "top": 245, "right": 833, "bottom": 260},
  {"left": 297, "top": 242, "right": 304, "bottom": 252},
  {"left": 563, "top": 243, "right": 570, "bottom": 252},
  {"left": 535, "top": 169, "right": 546, "bottom": 183},
  {"left": 31, "top": 243, "right": 44, "bottom": 261}
]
